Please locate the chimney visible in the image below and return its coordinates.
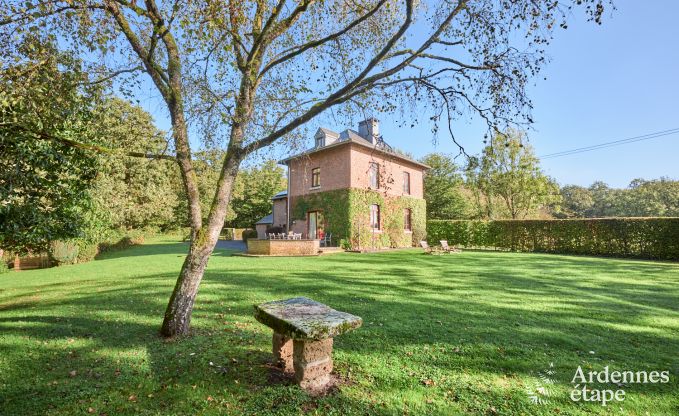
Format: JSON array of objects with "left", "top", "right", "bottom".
[{"left": 358, "top": 118, "right": 380, "bottom": 143}]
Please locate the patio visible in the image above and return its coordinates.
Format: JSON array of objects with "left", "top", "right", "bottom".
[{"left": 246, "top": 238, "right": 320, "bottom": 256}]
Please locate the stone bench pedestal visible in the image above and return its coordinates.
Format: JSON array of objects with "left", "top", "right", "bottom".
[
  {"left": 255, "top": 297, "right": 362, "bottom": 393},
  {"left": 293, "top": 338, "right": 333, "bottom": 390},
  {"left": 272, "top": 333, "right": 294, "bottom": 373}
]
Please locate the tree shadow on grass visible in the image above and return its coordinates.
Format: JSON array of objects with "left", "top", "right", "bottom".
[{"left": 1, "top": 247, "right": 678, "bottom": 415}]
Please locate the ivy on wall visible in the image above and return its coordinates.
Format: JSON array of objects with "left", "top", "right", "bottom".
[{"left": 292, "top": 188, "right": 426, "bottom": 250}]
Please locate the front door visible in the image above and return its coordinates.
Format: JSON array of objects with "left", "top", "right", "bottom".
[{"left": 308, "top": 211, "right": 324, "bottom": 239}]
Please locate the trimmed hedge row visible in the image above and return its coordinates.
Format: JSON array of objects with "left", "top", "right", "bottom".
[{"left": 427, "top": 218, "right": 679, "bottom": 260}]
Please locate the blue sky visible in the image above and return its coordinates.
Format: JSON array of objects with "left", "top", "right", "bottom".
[
  {"left": 376, "top": 1, "right": 679, "bottom": 188},
  {"left": 136, "top": 1, "right": 678, "bottom": 188}
]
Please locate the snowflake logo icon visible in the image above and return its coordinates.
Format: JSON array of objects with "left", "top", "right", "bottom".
[{"left": 527, "top": 362, "right": 556, "bottom": 405}]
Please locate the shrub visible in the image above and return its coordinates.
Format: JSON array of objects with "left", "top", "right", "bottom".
[
  {"left": 1, "top": 250, "right": 14, "bottom": 272},
  {"left": 427, "top": 218, "right": 679, "bottom": 261},
  {"left": 49, "top": 240, "right": 80, "bottom": 265},
  {"left": 221, "top": 228, "right": 234, "bottom": 240},
  {"left": 126, "top": 229, "right": 146, "bottom": 245},
  {"left": 242, "top": 229, "right": 258, "bottom": 242},
  {"left": 97, "top": 230, "right": 146, "bottom": 254},
  {"left": 339, "top": 239, "right": 351, "bottom": 250},
  {"left": 76, "top": 240, "right": 99, "bottom": 263}
]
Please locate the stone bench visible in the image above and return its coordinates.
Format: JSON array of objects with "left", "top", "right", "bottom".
[{"left": 254, "top": 297, "right": 362, "bottom": 392}]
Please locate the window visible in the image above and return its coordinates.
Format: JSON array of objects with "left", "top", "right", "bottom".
[
  {"left": 369, "top": 162, "right": 379, "bottom": 189},
  {"left": 403, "top": 171, "right": 411, "bottom": 194},
  {"left": 311, "top": 167, "right": 320, "bottom": 188},
  {"left": 370, "top": 204, "right": 381, "bottom": 230},
  {"left": 315, "top": 136, "right": 323, "bottom": 147},
  {"left": 404, "top": 208, "right": 412, "bottom": 231}
]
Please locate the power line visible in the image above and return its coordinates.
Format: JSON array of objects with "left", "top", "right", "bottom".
[{"left": 540, "top": 127, "right": 679, "bottom": 159}]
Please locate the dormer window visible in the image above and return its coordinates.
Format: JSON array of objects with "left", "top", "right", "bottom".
[{"left": 315, "top": 136, "right": 324, "bottom": 147}]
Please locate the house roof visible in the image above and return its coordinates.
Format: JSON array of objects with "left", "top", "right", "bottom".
[
  {"left": 256, "top": 214, "right": 273, "bottom": 225},
  {"left": 278, "top": 128, "right": 430, "bottom": 170},
  {"left": 271, "top": 191, "right": 288, "bottom": 200},
  {"left": 316, "top": 127, "right": 339, "bottom": 138}
]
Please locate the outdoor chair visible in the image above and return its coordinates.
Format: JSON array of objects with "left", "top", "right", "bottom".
[
  {"left": 440, "top": 240, "right": 462, "bottom": 254},
  {"left": 420, "top": 240, "right": 442, "bottom": 255},
  {"left": 320, "top": 233, "right": 332, "bottom": 247}
]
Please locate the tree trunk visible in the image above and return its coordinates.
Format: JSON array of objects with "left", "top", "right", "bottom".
[
  {"left": 160, "top": 239, "right": 213, "bottom": 336},
  {"left": 160, "top": 149, "right": 243, "bottom": 337},
  {"left": 160, "top": 31, "right": 255, "bottom": 336}
]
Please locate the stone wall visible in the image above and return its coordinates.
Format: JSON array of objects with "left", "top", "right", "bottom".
[{"left": 247, "top": 239, "right": 320, "bottom": 256}]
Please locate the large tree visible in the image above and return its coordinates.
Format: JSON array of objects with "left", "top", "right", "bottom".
[
  {"left": 0, "top": 36, "right": 102, "bottom": 254},
  {"left": 472, "top": 130, "right": 560, "bottom": 219},
  {"left": 556, "top": 178, "right": 679, "bottom": 218},
  {"left": 92, "top": 97, "right": 181, "bottom": 231},
  {"left": 229, "top": 160, "right": 286, "bottom": 228},
  {"left": 420, "top": 153, "right": 471, "bottom": 219},
  {"left": 1, "top": 0, "right": 609, "bottom": 336},
  {"left": 557, "top": 184, "right": 594, "bottom": 218}
]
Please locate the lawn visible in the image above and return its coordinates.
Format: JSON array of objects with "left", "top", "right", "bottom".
[{"left": 1, "top": 236, "right": 678, "bottom": 415}]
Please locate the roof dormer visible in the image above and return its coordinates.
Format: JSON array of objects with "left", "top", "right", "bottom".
[{"left": 314, "top": 127, "right": 340, "bottom": 148}]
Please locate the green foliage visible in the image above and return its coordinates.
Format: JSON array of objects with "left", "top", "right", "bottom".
[
  {"left": 292, "top": 189, "right": 425, "bottom": 250},
  {"left": 97, "top": 230, "right": 147, "bottom": 254},
  {"left": 557, "top": 184, "right": 595, "bottom": 218},
  {"left": 229, "top": 160, "right": 287, "bottom": 228},
  {"left": 241, "top": 229, "right": 258, "bottom": 242},
  {"left": 0, "top": 36, "right": 102, "bottom": 254},
  {"left": 48, "top": 241, "right": 79, "bottom": 266},
  {"left": 0, "top": 259, "right": 9, "bottom": 274},
  {"left": 557, "top": 178, "right": 679, "bottom": 218},
  {"left": 75, "top": 240, "right": 99, "bottom": 263},
  {"left": 420, "top": 153, "right": 472, "bottom": 219},
  {"left": 91, "top": 98, "right": 180, "bottom": 231},
  {"left": 428, "top": 218, "right": 679, "bottom": 260},
  {"left": 468, "top": 131, "right": 560, "bottom": 219}
]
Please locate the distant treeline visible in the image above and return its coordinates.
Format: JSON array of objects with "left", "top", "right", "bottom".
[
  {"left": 557, "top": 179, "right": 679, "bottom": 218},
  {"left": 421, "top": 143, "right": 678, "bottom": 221}
]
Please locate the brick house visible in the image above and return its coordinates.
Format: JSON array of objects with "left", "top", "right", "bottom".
[{"left": 255, "top": 118, "right": 428, "bottom": 249}]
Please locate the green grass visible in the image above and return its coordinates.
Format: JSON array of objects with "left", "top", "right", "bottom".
[{"left": 1, "top": 236, "right": 678, "bottom": 415}]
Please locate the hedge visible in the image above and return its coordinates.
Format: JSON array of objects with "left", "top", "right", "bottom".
[{"left": 427, "top": 218, "right": 679, "bottom": 260}]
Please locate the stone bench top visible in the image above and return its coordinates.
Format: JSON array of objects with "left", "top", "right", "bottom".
[{"left": 254, "top": 297, "right": 362, "bottom": 340}]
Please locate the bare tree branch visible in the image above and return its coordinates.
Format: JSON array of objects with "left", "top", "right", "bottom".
[
  {"left": 2, "top": 123, "right": 176, "bottom": 160},
  {"left": 259, "top": 0, "right": 388, "bottom": 77}
]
